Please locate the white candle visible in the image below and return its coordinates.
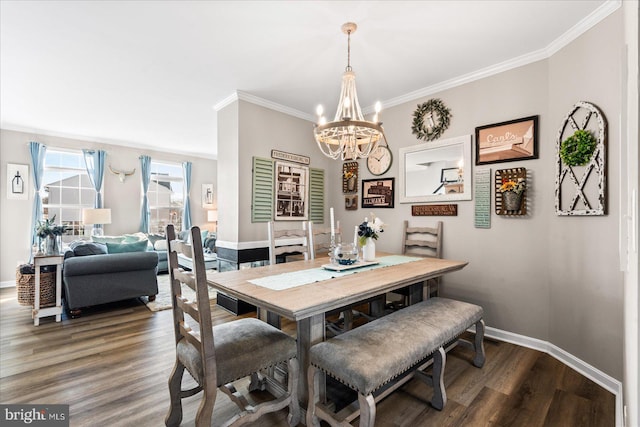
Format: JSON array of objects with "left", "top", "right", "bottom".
[
  {"left": 354, "top": 225, "right": 358, "bottom": 247},
  {"left": 330, "top": 207, "right": 335, "bottom": 238}
]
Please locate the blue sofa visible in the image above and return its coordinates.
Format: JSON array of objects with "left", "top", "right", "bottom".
[{"left": 63, "top": 241, "right": 158, "bottom": 317}]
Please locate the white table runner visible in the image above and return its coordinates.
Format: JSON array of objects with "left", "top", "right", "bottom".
[{"left": 248, "top": 255, "right": 422, "bottom": 291}]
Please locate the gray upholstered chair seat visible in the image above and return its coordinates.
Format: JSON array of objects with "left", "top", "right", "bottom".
[
  {"left": 178, "top": 318, "right": 297, "bottom": 386},
  {"left": 309, "top": 297, "right": 483, "bottom": 396}
]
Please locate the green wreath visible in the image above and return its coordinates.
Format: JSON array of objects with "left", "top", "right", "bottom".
[
  {"left": 560, "top": 129, "right": 597, "bottom": 166},
  {"left": 411, "top": 99, "right": 452, "bottom": 141}
]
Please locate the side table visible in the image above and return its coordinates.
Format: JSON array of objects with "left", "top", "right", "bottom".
[{"left": 33, "top": 254, "right": 64, "bottom": 326}]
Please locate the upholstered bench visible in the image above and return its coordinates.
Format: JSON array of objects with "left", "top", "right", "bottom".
[{"left": 307, "top": 297, "right": 485, "bottom": 427}]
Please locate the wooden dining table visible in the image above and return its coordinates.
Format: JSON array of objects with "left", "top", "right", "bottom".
[{"left": 206, "top": 252, "right": 468, "bottom": 407}]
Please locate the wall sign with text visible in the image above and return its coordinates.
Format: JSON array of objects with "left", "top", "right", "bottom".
[
  {"left": 361, "top": 178, "right": 394, "bottom": 209},
  {"left": 411, "top": 204, "right": 458, "bottom": 216},
  {"left": 475, "top": 115, "right": 538, "bottom": 165}
]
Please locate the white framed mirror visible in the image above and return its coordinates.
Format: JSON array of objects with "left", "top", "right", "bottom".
[{"left": 399, "top": 134, "right": 472, "bottom": 203}]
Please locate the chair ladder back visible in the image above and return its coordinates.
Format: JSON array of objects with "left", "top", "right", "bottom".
[
  {"left": 268, "top": 221, "right": 311, "bottom": 264},
  {"left": 166, "top": 224, "right": 216, "bottom": 382},
  {"left": 402, "top": 220, "right": 443, "bottom": 258},
  {"left": 308, "top": 220, "right": 341, "bottom": 260}
]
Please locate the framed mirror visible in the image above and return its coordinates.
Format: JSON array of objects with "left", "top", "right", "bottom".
[{"left": 399, "top": 134, "right": 472, "bottom": 203}]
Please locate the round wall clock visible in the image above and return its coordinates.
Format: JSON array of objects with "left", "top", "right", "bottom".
[
  {"left": 367, "top": 145, "right": 392, "bottom": 176},
  {"left": 411, "top": 98, "right": 452, "bottom": 142}
]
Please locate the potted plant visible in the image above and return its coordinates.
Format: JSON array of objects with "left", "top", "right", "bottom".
[
  {"left": 36, "top": 215, "right": 68, "bottom": 255},
  {"left": 498, "top": 178, "right": 526, "bottom": 211}
]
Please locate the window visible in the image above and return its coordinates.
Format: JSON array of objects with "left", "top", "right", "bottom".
[
  {"left": 148, "top": 161, "right": 184, "bottom": 235},
  {"left": 42, "top": 149, "right": 95, "bottom": 241}
]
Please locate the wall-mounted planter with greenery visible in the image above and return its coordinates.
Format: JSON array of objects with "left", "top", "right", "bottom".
[{"left": 560, "top": 129, "right": 597, "bottom": 166}]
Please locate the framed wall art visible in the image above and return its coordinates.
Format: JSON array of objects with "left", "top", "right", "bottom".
[
  {"left": 475, "top": 115, "right": 538, "bottom": 165},
  {"left": 202, "top": 183, "right": 214, "bottom": 208},
  {"left": 274, "top": 161, "right": 309, "bottom": 220},
  {"left": 7, "top": 163, "right": 29, "bottom": 200},
  {"left": 361, "top": 178, "right": 394, "bottom": 209},
  {"left": 345, "top": 194, "right": 358, "bottom": 211}
]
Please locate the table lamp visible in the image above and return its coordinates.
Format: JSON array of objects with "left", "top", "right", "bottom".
[
  {"left": 82, "top": 208, "right": 112, "bottom": 236},
  {"left": 207, "top": 210, "right": 218, "bottom": 231}
]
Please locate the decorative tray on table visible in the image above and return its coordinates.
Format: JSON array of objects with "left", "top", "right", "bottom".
[{"left": 321, "top": 260, "right": 379, "bottom": 272}]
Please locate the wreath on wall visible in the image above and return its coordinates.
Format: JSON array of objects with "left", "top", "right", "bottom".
[
  {"left": 560, "top": 129, "right": 597, "bottom": 166},
  {"left": 411, "top": 98, "right": 452, "bottom": 141}
]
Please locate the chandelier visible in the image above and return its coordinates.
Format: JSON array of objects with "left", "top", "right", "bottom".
[{"left": 314, "top": 22, "right": 388, "bottom": 161}]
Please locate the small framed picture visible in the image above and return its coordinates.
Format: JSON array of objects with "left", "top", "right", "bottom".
[
  {"left": 361, "top": 178, "right": 394, "bottom": 209},
  {"left": 475, "top": 115, "right": 539, "bottom": 165},
  {"left": 7, "top": 163, "right": 29, "bottom": 200},
  {"left": 202, "top": 184, "right": 214, "bottom": 208},
  {"left": 345, "top": 194, "right": 358, "bottom": 210},
  {"left": 274, "top": 161, "right": 309, "bottom": 220}
]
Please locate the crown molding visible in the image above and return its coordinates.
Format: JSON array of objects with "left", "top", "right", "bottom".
[
  {"left": 365, "top": 0, "right": 622, "bottom": 112},
  {"left": 545, "top": 0, "right": 621, "bottom": 57},
  {"left": 0, "top": 124, "right": 217, "bottom": 160},
  {"left": 214, "top": 90, "right": 314, "bottom": 122}
]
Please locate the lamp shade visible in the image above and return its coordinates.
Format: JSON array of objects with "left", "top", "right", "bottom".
[
  {"left": 207, "top": 210, "right": 218, "bottom": 222},
  {"left": 82, "top": 208, "right": 112, "bottom": 225}
]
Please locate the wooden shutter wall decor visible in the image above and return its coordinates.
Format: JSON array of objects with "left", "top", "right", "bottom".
[
  {"left": 251, "top": 157, "right": 274, "bottom": 222},
  {"left": 252, "top": 157, "right": 325, "bottom": 223},
  {"left": 309, "top": 167, "right": 325, "bottom": 223}
]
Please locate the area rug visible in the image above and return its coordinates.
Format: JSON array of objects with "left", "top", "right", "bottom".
[{"left": 141, "top": 273, "right": 217, "bottom": 312}]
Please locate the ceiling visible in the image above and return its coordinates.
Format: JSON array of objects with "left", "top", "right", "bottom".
[{"left": 0, "top": 1, "right": 616, "bottom": 160}]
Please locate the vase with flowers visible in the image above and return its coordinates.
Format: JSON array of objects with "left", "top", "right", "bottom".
[
  {"left": 498, "top": 177, "right": 526, "bottom": 211},
  {"left": 36, "top": 215, "right": 68, "bottom": 255},
  {"left": 357, "top": 213, "right": 384, "bottom": 261}
]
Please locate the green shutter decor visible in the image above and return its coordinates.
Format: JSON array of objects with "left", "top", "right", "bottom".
[
  {"left": 309, "top": 167, "right": 325, "bottom": 223},
  {"left": 252, "top": 157, "right": 274, "bottom": 223}
]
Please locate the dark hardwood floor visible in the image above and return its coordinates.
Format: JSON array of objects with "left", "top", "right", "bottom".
[{"left": 0, "top": 287, "right": 614, "bottom": 426}]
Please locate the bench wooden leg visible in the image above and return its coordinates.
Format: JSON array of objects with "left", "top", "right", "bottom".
[
  {"left": 431, "top": 347, "right": 447, "bottom": 410},
  {"left": 358, "top": 393, "right": 376, "bottom": 427},
  {"left": 473, "top": 319, "right": 486, "bottom": 368},
  {"left": 286, "top": 358, "right": 301, "bottom": 427}
]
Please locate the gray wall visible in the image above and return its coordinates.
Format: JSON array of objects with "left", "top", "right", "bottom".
[
  {"left": 0, "top": 129, "right": 217, "bottom": 282},
  {"left": 324, "top": 11, "right": 624, "bottom": 379},
  {"left": 217, "top": 99, "right": 334, "bottom": 246}
]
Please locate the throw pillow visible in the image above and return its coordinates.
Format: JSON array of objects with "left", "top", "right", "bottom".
[
  {"left": 154, "top": 239, "right": 168, "bottom": 251},
  {"left": 204, "top": 236, "right": 216, "bottom": 253},
  {"left": 146, "top": 233, "right": 164, "bottom": 245},
  {"left": 92, "top": 235, "right": 125, "bottom": 244},
  {"left": 70, "top": 241, "right": 108, "bottom": 256},
  {"left": 105, "top": 239, "right": 149, "bottom": 254},
  {"left": 123, "top": 232, "right": 147, "bottom": 243}
]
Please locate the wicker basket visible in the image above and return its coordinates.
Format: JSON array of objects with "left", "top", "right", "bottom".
[{"left": 16, "top": 267, "right": 56, "bottom": 307}]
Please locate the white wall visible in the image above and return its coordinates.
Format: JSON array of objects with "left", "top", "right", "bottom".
[{"left": 0, "top": 129, "right": 217, "bottom": 283}]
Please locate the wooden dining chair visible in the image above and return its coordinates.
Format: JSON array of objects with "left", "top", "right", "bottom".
[
  {"left": 164, "top": 224, "right": 300, "bottom": 427},
  {"left": 307, "top": 220, "right": 380, "bottom": 336},
  {"left": 389, "top": 220, "right": 444, "bottom": 308},
  {"left": 307, "top": 220, "right": 340, "bottom": 260},
  {"left": 267, "top": 221, "right": 311, "bottom": 265}
]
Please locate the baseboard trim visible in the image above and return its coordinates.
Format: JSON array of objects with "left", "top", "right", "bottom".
[
  {"left": 1, "top": 280, "right": 15, "bottom": 289},
  {"left": 485, "top": 326, "right": 623, "bottom": 427}
]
